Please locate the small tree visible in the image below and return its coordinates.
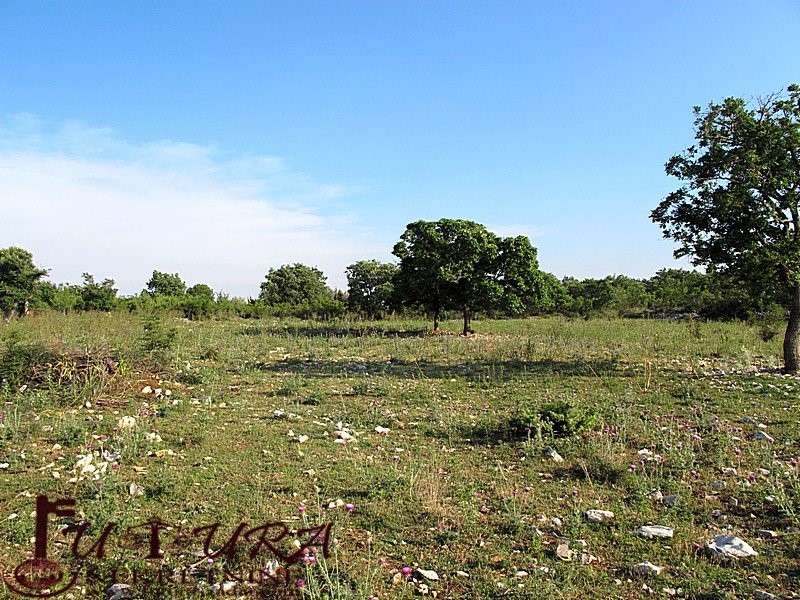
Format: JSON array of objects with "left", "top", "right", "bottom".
[
  {"left": 0, "top": 247, "right": 48, "bottom": 321},
  {"left": 651, "top": 85, "right": 800, "bottom": 371},
  {"left": 259, "top": 264, "right": 330, "bottom": 307},
  {"left": 392, "top": 219, "right": 547, "bottom": 334},
  {"left": 345, "top": 260, "right": 398, "bottom": 318},
  {"left": 146, "top": 271, "right": 186, "bottom": 297},
  {"left": 186, "top": 283, "right": 215, "bottom": 301},
  {"left": 78, "top": 274, "right": 118, "bottom": 312}
]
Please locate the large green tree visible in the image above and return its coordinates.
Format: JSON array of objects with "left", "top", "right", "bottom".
[
  {"left": 651, "top": 85, "right": 800, "bottom": 371},
  {"left": 0, "top": 247, "right": 48, "bottom": 321},
  {"left": 392, "top": 219, "right": 547, "bottom": 334},
  {"left": 146, "top": 271, "right": 186, "bottom": 297},
  {"left": 345, "top": 260, "right": 398, "bottom": 318},
  {"left": 259, "top": 263, "right": 330, "bottom": 307}
]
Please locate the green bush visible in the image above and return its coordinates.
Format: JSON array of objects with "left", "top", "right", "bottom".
[
  {"left": 0, "top": 333, "right": 57, "bottom": 390},
  {"left": 140, "top": 313, "right": 177, "bottom": 352},
  {"left": 513, "top": 399, "right": 598, "bottom": 438}
]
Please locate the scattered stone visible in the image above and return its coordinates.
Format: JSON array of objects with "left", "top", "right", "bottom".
[
  {"left": 545, "top": 447, "right": 564, "bottom": 463},
  {"left": 635, "top": 525, "right": 674, "bottom": 539},
  {"left": 754, "top": 431, "right": 775, "bottom": 443},
  {"left": 585, "top": 509, "right": 615, "bottom": 523},
  {"left": 721, "top": 467, "right": 738, "bottom": 476},
  {"left": 741, "top": 416, "right": 767, "bottom": 428},
  {"left": 757, "top": 529, "right": 778, "bottom": 539},
  {"left": 581, "top": 552, "right": 599, "bottom": 565},
  {"left": 515, "top": 570, "right": 529, "bottom": 579},
  {"left": 661, "top": 495, "right": 678, "bottom": 507},
  {"left": 455, "top": 571, "right": 469, "bottom": 578},
  {"left": 711, "top": 509, "right": 726, "bottom": 520},
  {"left": 646, "top": 489, "right": 663, "bottom": 501},
  {"left": 556, "top": 543, "right": 573, "bottom": 561},
  {"left": 754, "top": 590, "right": 782, "bottom": 600},
  {"left": 551, "top": 517, "right": 563, "bottom": 528},
  {"left": 707, "top": 534, "right": 758, "bottom": 559},
  {"left": 374, "top": 426, "right": 390, "bottom": 435},
  {"left": 140, "top": 385, "right": 153, "bottom": 394},
  {"left": 106, "top": 584, "right": 132, "bottom": 600},
  {"left": 630, "top": 561, "right": 665, "bottom": 577},
  {"left": 415, "top": 569, "right": 439, "bottom": 581},
  {"left": 712, "top": 480, "right": 726, "bottom": 490}
]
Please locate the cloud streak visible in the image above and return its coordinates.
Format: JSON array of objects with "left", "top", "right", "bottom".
[{"left": 0, "top": 117, "right": 377, "bottom": 296}]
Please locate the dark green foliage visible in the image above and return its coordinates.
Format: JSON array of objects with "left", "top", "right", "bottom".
[
  {"left": 345, "top": 260, "right": 398, "bottom": 318},
  {"left": 146, "top": 271, "right": 186, "bottom": 297},
  {"left": 186, "top": 283, "right": 214, "bottom": 300},
  {"left": 259, "top": 263, "right": 329, "bottom": 306},
  {"left": 538, "top": 400, "right": 598, "bottom": 436},
  {"left": 513, "top": 399, "right": 598, "bottom": 438},
  {"left": 78, "top": 273, "right": 118, "bottom": 311},
  {"left": 181, "top": 285, "right": 215, "bottom": 320},
  {"left": 0, "top": 247, "right": 48, "bottom": 318},
  {"left": 258, "top": 263, "right": 344, "bottom": 318},
  {"left": 0, "top": 333, "right": 56, "bottom": 390},
  {"left": 651, "top": 85, "right": 800, "bottom": 370},
  {"left": 392, "top": 219, "right": 548, "bottom": 334},
  {"left": 140, "top": 313, "right": 177, "bottom": 352}
]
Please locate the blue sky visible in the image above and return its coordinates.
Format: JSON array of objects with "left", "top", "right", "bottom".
[{"left": 2, "top": 1, "right": 799, "bottom": 296}]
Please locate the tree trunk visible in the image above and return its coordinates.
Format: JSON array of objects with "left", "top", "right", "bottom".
[
  {"left": 433, "top": 308, "right": 440, "bottom": 332},
  {"left": 784, "top": 283, "right": 800, "bottom": 373},
  {"left": 462, "top": 307, "right": 471, "bottom": 336}
]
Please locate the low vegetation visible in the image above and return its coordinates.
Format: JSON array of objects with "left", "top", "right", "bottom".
[{"left": 0, "top": 312, "right": 797, "bottom": 599}]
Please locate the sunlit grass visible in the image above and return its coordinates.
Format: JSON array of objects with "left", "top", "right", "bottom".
[{"left": 0, "top": 314, "right": 795, "bottom": 599}]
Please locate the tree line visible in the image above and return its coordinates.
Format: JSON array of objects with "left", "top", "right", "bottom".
[{"left": 0, "top": 225, "right": 784, "bottom": 328}]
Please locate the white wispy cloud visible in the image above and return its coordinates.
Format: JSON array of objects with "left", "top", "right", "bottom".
[{"left": 0, "top": 116, "right": 378, "bottom": 296}]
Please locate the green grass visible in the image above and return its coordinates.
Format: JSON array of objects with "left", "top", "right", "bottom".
[{"left": 0, "top": 313, "right": 797, "bottom": 599}]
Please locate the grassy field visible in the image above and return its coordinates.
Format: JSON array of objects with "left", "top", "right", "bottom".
[{"left": 0, "top": 312, "right": 798, "bottom": 599}]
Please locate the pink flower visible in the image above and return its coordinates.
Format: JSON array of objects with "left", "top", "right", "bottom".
[
  {"left": 345, "top": 503, "right": 355, "bottom": 512},
  {"left": 296, "top": 578, "right": 305, "bottom": 588},
  {"left": 302, "top": 556, "right": 316, "bottom": 565},
  {"left": 401, "top": 566, "right": 412, "bottom": 576},
  {"left": 299, "top": 503, "right": 306, "bottom": 515},
  {"left": 690, "top": 469, "right": 699, "bottom": 478},
  {"left": 734, "top": 448, "right": 742, "bottom": 456}
]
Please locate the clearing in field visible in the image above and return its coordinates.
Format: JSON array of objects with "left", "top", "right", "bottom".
[{"left": 0, "top": 313, "right": 798, "bottom": 599}]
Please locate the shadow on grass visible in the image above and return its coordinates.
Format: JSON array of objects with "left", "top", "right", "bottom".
[
  {"left": 246, "top": 357, "right": 621, "bottom": 382},
  {"left": 238, "top": 324, "right": 427, "bottom": 338}
]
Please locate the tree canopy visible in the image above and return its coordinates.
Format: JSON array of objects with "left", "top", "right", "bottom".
[
  {"left": 0, "top": 246, "right": 48, "bottom": 320},
  {"left": 651, "top": 85, "right": 800, "bottom": 370},
  {"left": 146, "top": 271, "right": 186, "bottom": 297},
  {"left": 259, "top": 263, "right": 330, "bottom": 307},
  {"left": 392, "top": 219, "right": 547, "bottom": 334},
  {"left": 345, "top": 260, "right": 398, "bottom": 318}
]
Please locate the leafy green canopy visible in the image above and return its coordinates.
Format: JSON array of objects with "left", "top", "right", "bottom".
[
  {"left": 345, "top": 260, "right": 398, "bottom": 318},
  {"left": 146, "top": 271, "right": 186, "bottom": 297},
  {"left": 0, "top": 247, "right": 48, "bottom": 314},
  {"left": 651, "top": 85, "right": 800, "bottom": 370},
  {"left": 259, "top": 263, "right": 330, "bottom": 307},
  {"left": 392, "top": 219, "right": 547, "bottom": 332},
  {"left": 651, "top": 85, "right": 800, "bottom": 290}
]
